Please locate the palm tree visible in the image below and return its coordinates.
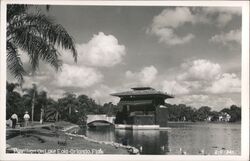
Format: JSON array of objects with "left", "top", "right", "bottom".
[
  {"left": 58, "top": 92, "right": 77, "bottom": 117},
  {"left": 37, "top": 91, "right": 48, "bottom": 124},
  {"left": 6, "top": 82, "right": 23, "bottom": 119},
  {"left": 44, "top": 99, "right": 61, "bottom": 122},
  {"left": 23, "top": 83, "right": 38, "bottom": 124},
  {"left": 7, "top": 5, "right": 77, "bottom": 83}
]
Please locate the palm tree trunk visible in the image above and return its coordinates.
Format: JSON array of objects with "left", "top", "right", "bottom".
[
  {"left": 55, "top": 111, "right": 59, "bottom": 122},
  {"left": 31, "top": 90, "right": 35, "bottom": 124},
  {"left": 40, "top": 107, "right": 44, "bottom": 124},
  {"left": 69, "top": 106, "right": 71, "bottom": 116}
]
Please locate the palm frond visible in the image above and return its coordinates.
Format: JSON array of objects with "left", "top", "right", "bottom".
[
  {"left": 7, "top": 5, "right": 28, "bottom": 22},
  {"left": 10, "top": 25, "right": 62, "bottom": 71},
  {"left": 6, "top": 41, "right": 26, "bottom": 83},
  {"left": 7, "top": 7, "right": 77, "bottom": 83},
  {"left": 10, "top": 13, "right": 77, "bottom": 62}
]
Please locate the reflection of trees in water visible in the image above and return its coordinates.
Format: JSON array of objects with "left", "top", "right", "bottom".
[{"left": 86, "top": 127, "right": 116, "bottom": 142}]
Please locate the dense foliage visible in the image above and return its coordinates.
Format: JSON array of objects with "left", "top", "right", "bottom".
[
  {"left": 6, "top": 82, "right": 241, "bottom": 125},
  {"left": 6, "top": 82, "right": 119, "bottom": 124}
]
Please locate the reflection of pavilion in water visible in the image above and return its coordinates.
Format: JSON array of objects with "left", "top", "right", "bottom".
[{"left": 115, "top": 129, "right": 169, "bottom": 154}]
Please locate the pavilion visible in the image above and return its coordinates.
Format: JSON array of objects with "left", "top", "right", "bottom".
[{"left": 111, "top": 87, "right": 174, "bottom": 130}]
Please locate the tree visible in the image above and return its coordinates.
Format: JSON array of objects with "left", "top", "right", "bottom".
[
  {"left": 36, "top": 91, "right": 48, "bottom": 124},
  {"left": 7, "top": 5, "right": 77, "bottom": 83},
  {"left": 77, "top": 94, "right": 91, "bottom": 120},
  {"left": 196, "top": 106, "right": 211, "bottom": 121},
  {"left": 44, "top": 99, "right": 61, "bottom": 122},
  {"left": 220, "top": 105, "right": 241, "bottom": 122},
  {"left": 23, "top": 84, "right": 38, "bottom": 123},
  {"left": 229, "top": 105, "right": 241, "bottom": 122},
  {"left": 57, "top": 92, "right": 78, "bottom": 122},
  {"left": 165, "top": 103, "right": 196, "bottom": 122},
  {"left": 6, "top": 82, "right": 24, "bottom": 119},
  {"left": 103, "top": 102, "right": 118, "bottom": 116},
  {"left": 210, "top": 111, "right": 220, "bottom": 121}
]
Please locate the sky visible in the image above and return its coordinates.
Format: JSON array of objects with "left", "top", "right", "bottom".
[{"left": 8, "top": 5, "right": 242, "bottom": 111}]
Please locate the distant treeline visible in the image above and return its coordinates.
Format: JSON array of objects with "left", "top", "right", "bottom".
[
  {"left": 165, "top": 103, "right": 241, "bottom": 122},
  {"left": 6, "top": 82, "right": 241, "bottom": 125}
]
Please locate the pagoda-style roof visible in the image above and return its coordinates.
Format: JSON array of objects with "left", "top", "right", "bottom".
[{"left": 111, "top": 87, "right": 174, "bottom": 99}]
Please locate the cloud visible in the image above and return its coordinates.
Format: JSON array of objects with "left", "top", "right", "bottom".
[
  {"left": 152, "top": 7, "right": 195, "bottom": 28},
  {"left": 148, "top": 7, "right": 195, "bottom": 45},
  {"left": 54, "top": 64, "right": 103, "bottom": 88},
  {"left": 17, "top": 57, "right": 240, "bottom": 109},
  {"left": 202, "top": 7, "right": 241, "bottom": 15},
  {"left": 37, "top": 32, "right": 125, "bottom": 99},
  {"left": 125, "top": 65, "right": 158, "bottom": 86},
  {"left": 22, "top": 70, "right": 50, "bottom": 89},
  {"left": 48, "top": 89, "right": 66, "bottom": 100},
  {"left": 63, "top": 32, "right": 126, "bottom": 67},
  {"left": 147, "top": 7, "right": 241, "bottom": 46},
  {"left": 162, "top": 59, "right": 240, "bottom": 95},
  {"left": 202, "top": 7, "right": 241, "bottom": 27},
  {"left": 151, "top": 27, "right": 195, "bottom": 46},
  {"left": 210, "top": 29, "right": 241, "bottom": 45},
  {"left": 161, "top": 80, "right": 189, "bottom": 95},
  {"left": 91, "top": 84, "right": 120, "bottom": 105},
  {"left": 177, "top": 59, "right": 221, "bottom": 81},
  {"left": 122, "top": 59, "right": 240, "bottom": 97},
  {"left": 206, "top": 73, "right": 241, "bottom": 93},
  {"left": 18, "top": 32, "right": 126, "bottom": 101},
  {"left": 216, "top": 13, "right": 233, "bottom": 27}
]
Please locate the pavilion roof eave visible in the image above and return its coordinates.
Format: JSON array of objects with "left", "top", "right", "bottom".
[
  {"left": 110, "top": 87, "right": 174, "bottom": 99},
  {"left": 110, "top": 93, "right": 174, "bottom": 99}
]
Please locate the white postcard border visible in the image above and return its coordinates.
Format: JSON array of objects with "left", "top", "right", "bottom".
[{"left": 0, "top": 1, "right": 249, "bottom": 161}]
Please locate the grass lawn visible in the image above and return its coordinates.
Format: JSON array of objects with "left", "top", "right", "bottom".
[{"left": 6, "top": 121, "right": 128, "bottom": 154}]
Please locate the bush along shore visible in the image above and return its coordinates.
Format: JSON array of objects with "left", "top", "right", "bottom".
[{"left": 6, "top": 121, "right": 139, "bottom": 155}]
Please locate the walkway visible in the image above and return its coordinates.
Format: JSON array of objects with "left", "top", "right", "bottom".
[{"left": 6, "top": 123, "right": 55, "bottom": 132}]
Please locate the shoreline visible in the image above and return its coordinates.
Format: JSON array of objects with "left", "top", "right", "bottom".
[
  {"left": 6, "top": 121, "right": 138, "bottom": 154},
  {"left": 168, "top": 121, "right": 241, "bottom": 124},
  {"left": 63, "top": 124, "right": 139, "bottom": 154}
]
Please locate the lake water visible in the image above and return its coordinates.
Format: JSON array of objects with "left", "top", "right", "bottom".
[{"left": 77, "top": 122, "right": 241, "bottom": 155}]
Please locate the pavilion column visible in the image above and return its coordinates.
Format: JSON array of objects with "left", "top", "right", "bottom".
[{"left": 126, "top": 105, "right": 130, "bottom": 113}]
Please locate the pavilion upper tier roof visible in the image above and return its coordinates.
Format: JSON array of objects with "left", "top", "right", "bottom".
[{"left": 111, "top": 87, "right": 174, "bottom": 99}]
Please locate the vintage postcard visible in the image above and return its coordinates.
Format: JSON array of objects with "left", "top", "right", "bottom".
[{"left": 0, "top": 0, "right": 249, "bottom": 161}]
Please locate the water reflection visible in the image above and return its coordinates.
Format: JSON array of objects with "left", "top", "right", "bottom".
[
  {"left": 115, "top": 130, "right": 169, "bottom": 154},
  {"left": 167, "top": 123, "right": 241, "bottom": 155},
  {"left": 77, "top": 123, "right": 241, "bottom": 155},
  {"left": 78, "top": 127, "right": 116, "bottom": 142}
]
